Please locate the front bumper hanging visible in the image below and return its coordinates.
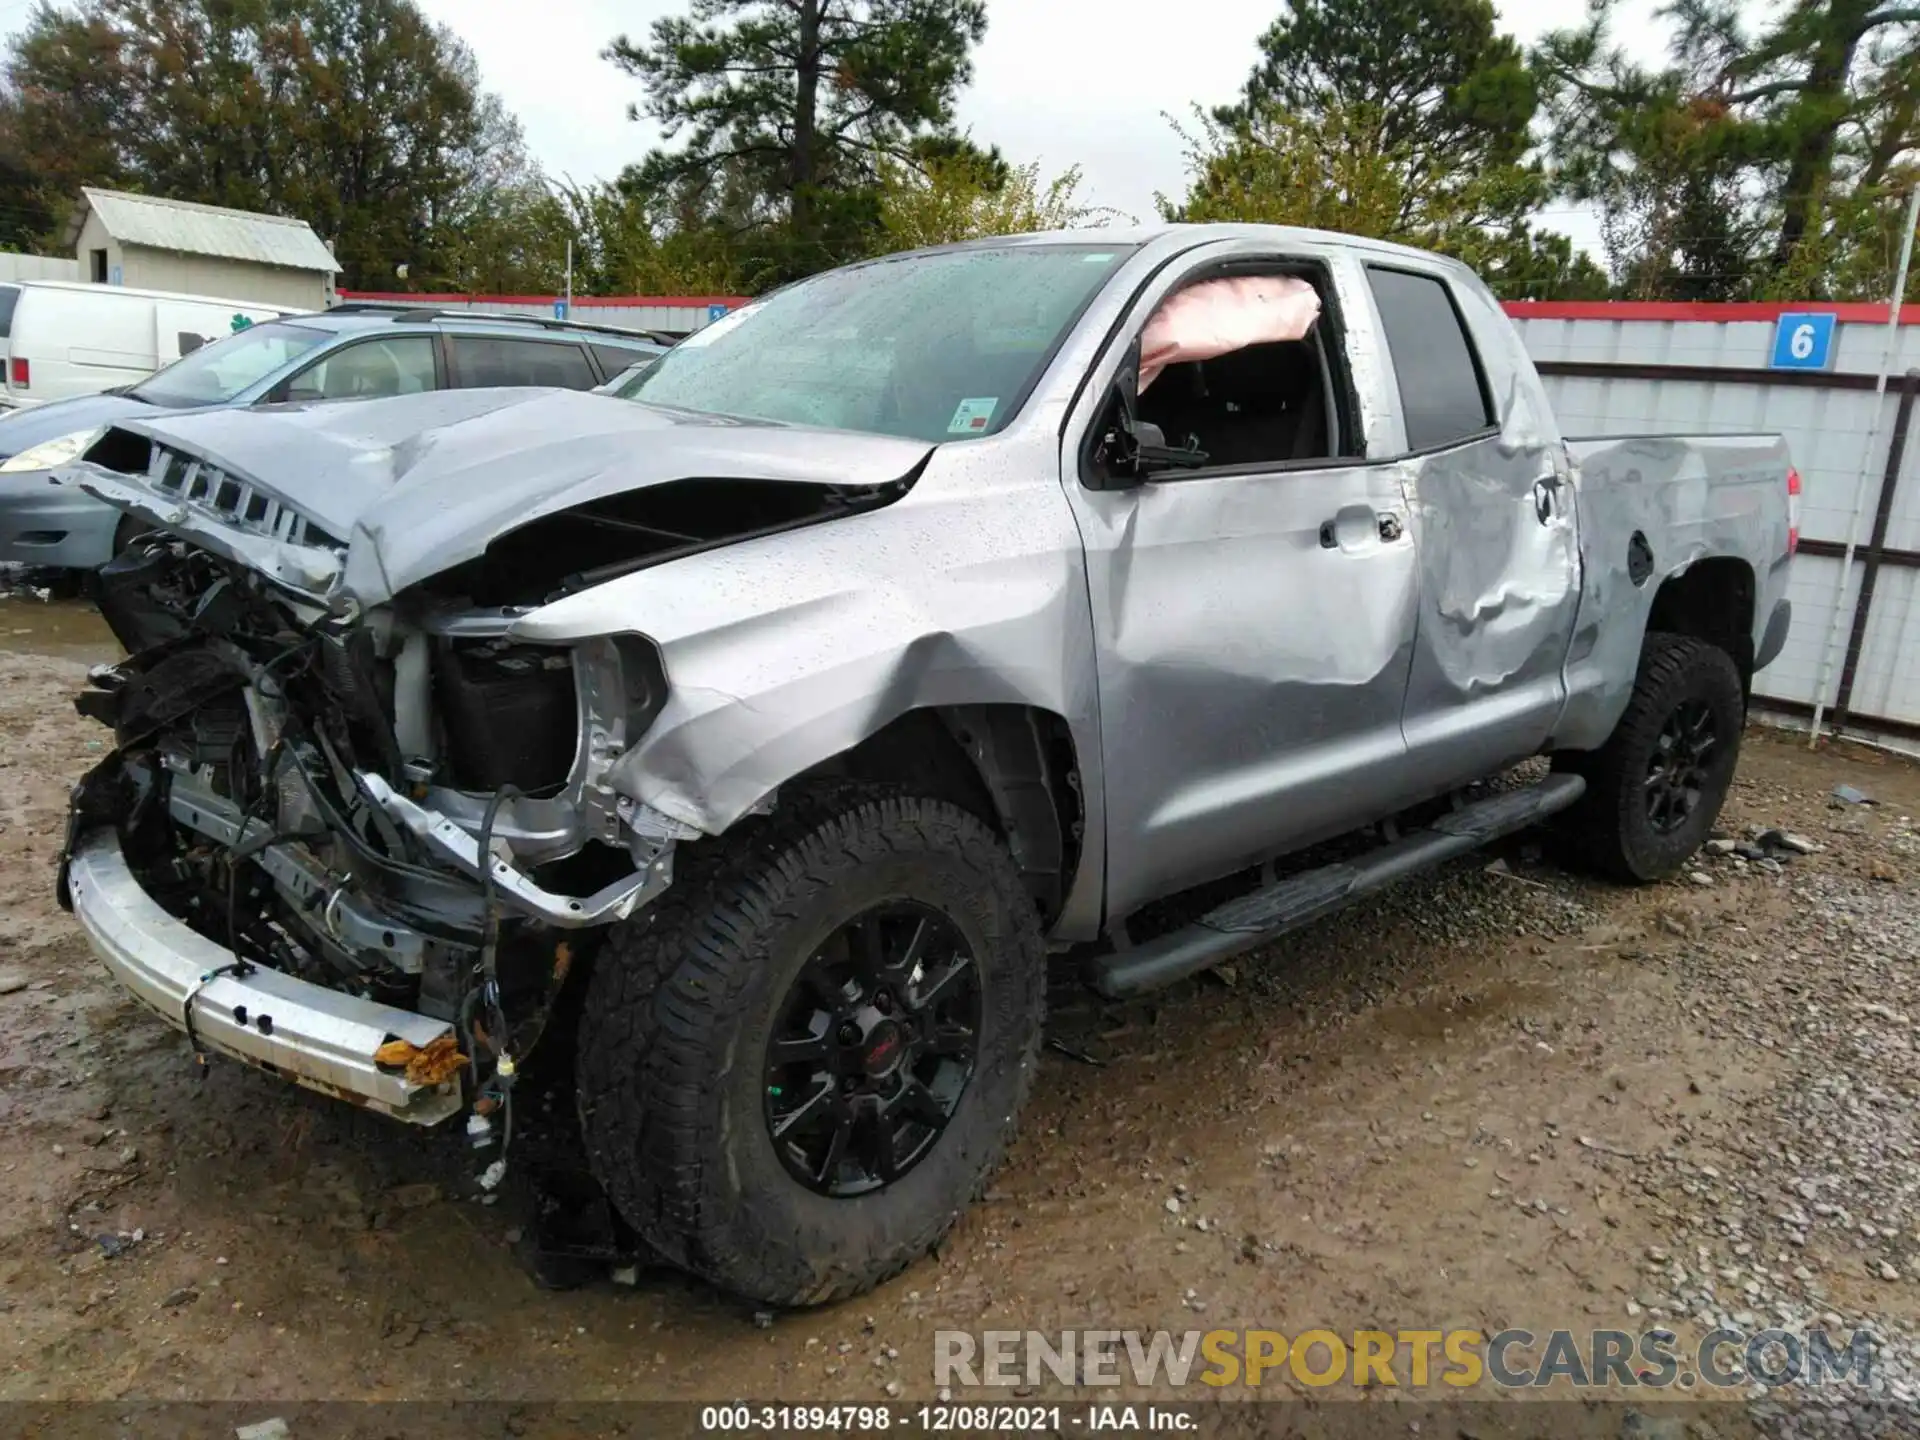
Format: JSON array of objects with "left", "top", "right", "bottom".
[{"left": 65, "top": 830, "right": 464, "bottom": 1125}]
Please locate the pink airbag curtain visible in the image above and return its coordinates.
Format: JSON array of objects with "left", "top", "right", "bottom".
[{"left": 1138, "top": 276, "right": 1322, "bottom": 392}]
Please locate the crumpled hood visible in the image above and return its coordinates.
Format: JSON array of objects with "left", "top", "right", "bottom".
[{"left": 65, "top": 387, "right": 934, "bottom": 605}]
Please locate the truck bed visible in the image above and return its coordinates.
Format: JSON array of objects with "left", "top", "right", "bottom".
[{"left": 1553, "top": 430, "right": 1794, "bottom": 752}]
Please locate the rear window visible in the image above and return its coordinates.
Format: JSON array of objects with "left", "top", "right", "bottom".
[
  {"left": 1364, "top": 267, "right": 1494, "bottom": 452},
  {"left": 591, "top": 341, "right": 664, "bottom": 378},
  {"left": 0, "top": 285, "right": 19, "bottom": 340},
  {"left": 450, "top": 336, "right": 597, "bottom": 390}
]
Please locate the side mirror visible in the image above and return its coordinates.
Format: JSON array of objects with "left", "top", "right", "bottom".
[
  {"left": 1089, "top": 338, "right": 1210, "bottom": 487},
  {"left": 1087, "top": 339, "right": 1148, "bottom": 491}
]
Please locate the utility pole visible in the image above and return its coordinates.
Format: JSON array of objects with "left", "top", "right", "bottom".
[{"left": 1808, "top": 183, "right": 1920, "bottom": 747}]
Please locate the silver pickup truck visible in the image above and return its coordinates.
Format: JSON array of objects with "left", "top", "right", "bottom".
[{"left": 54, "top": 224, "right": 1794, "bottom": 1307}]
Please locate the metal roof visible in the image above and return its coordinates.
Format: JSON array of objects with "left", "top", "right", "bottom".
[{"left": 67, "top": 187, "right": 340, "bottom": 274}]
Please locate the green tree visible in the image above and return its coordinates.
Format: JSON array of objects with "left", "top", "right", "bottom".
[
  {"left": 1160, "top": 104, "right": 1410, "bottom": 235},
  {"left": 0, "top": 92, "right": 63, "bottom": 251},
  {"left": 1, "top": 0, "right": 543, "bottom": 289},
  {"left": 1167, "top": 0, "right": 1601, "bottom": 298},
  {"left": 557, "top": 178, "right": 748, "bottom": 296},
  {"left": 605, "top": 0, "right": 989, "bottom": 280},
  {"left": 441, "top": 179, "right": 574, "bottom": 296},
  {"left": 1537, "top": 0, "right": 1920, "bottom": 299},
  {"left": 1217, "top": 0, "right": 1543, "bottom": 237},
  {"left": 873, "top": 150, "right": 1116, "bottom": 253}
]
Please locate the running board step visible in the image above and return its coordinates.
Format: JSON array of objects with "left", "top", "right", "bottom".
[{"left": 1088, "top": 773, "right": 1586, "bottom": 1000}]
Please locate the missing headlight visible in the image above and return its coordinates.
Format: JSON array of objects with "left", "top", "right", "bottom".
[{"left": 433, "top": 639, "right": 579, "bottom": 795}]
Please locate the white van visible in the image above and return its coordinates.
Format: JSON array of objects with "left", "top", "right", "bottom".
[{"left": 0, "top": 281, "right": 291, "bottom": 411}]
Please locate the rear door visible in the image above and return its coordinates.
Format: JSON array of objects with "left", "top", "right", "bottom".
[
  {"left": 445, "top": 335, "right": 599, "bottom": 390},
  {"left": 1368, "top": 263, "right": 1581, "bottom": 785}
]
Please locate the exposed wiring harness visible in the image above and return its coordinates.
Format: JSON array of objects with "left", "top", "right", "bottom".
[{"left": 471, "top": 781, "right": 523, "bottom": 1188}]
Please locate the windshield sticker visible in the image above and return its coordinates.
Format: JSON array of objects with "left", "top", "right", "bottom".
[{"left": 948, "top": 397, "right": 999, "bottom": 434}]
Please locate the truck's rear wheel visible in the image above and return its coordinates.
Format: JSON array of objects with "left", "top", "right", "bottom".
[
  {"left": 575, "top": 785, "right": 1044, "bottom": 1306},
  {"left": 1554, "top": 632, "right": 1745, "bottom": 882}
]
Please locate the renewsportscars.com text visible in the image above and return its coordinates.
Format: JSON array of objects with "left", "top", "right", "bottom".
[{"left": 934, "top": 1327, "right": 1875, "bottom": 1391}]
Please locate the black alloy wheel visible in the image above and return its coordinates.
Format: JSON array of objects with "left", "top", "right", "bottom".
[
  {"left": 575, "top": 785, "right": 1045, "bottom": 1306},
  {"left": 1551, "top": 632, "right": 1747, "bottom": 882},
  {"left": 764, "top": 902, "right": 982, "bottom": 1197},
  {"left": 1645, "top": 699, "right": 1719, "bottom": 834}
]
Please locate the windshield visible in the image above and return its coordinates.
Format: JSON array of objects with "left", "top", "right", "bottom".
[
  {"left": 627, "top": 243, "right": 1131, "bottom": 441},
  {"left": 132, "top": 319, "right": 332, "bottom": 407}
]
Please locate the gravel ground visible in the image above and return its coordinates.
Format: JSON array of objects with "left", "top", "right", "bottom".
[{"left": 0, "top": 592, "right": 1916, "bottom": 1435}]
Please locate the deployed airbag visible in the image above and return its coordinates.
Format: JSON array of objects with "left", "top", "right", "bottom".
[{"left": 1139, "top": 276, "right": 1321, "bottom": 391}]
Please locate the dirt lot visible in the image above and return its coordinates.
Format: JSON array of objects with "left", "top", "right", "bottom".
[{"left": 1, "top": 591, "right": 1916, "bottom": 1430}]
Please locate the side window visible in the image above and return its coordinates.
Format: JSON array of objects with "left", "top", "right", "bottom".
[
  {"left": 286, "top": 336, "right": 436, "bottom": 402},
  {"left": 1130, "top": 271, "right": 1344, "bottom": 471},
  {"left": 1364, "top": 267, "right": 1494, "bottom": 452},
  {"left": 450, "top": 337, "right": 597, "bottom": 390}
]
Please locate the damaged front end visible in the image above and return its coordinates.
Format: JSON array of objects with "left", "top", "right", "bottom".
[
  {"left": 52, "top": 388, "right": 934, "bottom": 1129},
  {"left": 58, "top": 474, "right": 698, "bottom": 1129}
]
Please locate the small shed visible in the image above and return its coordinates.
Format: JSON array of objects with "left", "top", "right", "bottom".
[{"left": 64, "top": 187, "right": 339, "bottom": 310}]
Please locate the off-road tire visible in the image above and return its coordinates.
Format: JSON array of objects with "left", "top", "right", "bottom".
[
  {"left": 1554, "top": 632, "right": 1745, "bottom": 882},
  {"left": 574, "top": 784, "right": 1045, "bottom": 1306}
]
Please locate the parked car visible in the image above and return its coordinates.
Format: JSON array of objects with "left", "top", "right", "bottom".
[
  {"left": 0, "top": 279, "right": 291, "bottom": 413},
  {"left": 0, "top": 305, "right": 668, "bottom": 572},
  {"left": 54, "top": 225, "right": 1794, "bottom": 1308}
]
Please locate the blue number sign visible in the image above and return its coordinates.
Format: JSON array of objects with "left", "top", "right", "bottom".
[{"left": 1771, "top": 313, "right": 1836, "bottom": 371}]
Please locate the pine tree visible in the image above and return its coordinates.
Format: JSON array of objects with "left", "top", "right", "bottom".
[{"left": 606, "top": 0, "right": 989, "bottom": 280}]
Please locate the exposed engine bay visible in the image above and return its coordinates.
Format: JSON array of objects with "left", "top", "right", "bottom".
[
  {"left": 59, "top": 530, "right": 700, "bottom": 1120},
  {"left": 52, "top": 388, "right": 934, "bottom": 1126}
]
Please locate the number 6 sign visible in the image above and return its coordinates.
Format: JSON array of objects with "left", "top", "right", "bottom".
[{"left": 1771, "top": 312, "right": 1836, "bottom": 371}]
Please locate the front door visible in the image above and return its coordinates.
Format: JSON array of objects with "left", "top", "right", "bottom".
[{"left": 1061, "top": 255, "right": 1421, "bottom": 922}]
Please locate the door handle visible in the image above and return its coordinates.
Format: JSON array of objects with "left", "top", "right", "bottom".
[
  {"left": 1533, "top": 477, "right": 1561, "bottom": 524},
  {"left": 1320, "top": 509, "right": 1406, "bottom": 548}
]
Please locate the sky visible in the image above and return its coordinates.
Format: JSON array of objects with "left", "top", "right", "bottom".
[{"left": 410, "top": 0, "right": 1688, "bottom": 254}]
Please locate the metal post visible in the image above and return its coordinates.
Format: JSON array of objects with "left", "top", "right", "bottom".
[
  {"left": 1832, "top": 372, "right": 1920, "bottom": 733},
  {"left": 564, "top": 239, "right": 574, "bottom": 317},
  {"left": 1809, "top": 183, "right": 1920, "bottom": 747}
]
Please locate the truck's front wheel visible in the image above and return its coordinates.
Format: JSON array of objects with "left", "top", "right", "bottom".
[
  {"left": 1555, "top": 631, "right": 1746, "bottom": 882},
  {"left": 575, "top": 786, "right": 1044, "bottom": 1306}
]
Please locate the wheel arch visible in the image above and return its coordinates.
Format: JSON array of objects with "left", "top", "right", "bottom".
[
  {"left": 795, "top": 704, "right": 1086, "bottom": 930},
  {"left": 1645, "top": 556, "right": 1758, "bottom": 694}
]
